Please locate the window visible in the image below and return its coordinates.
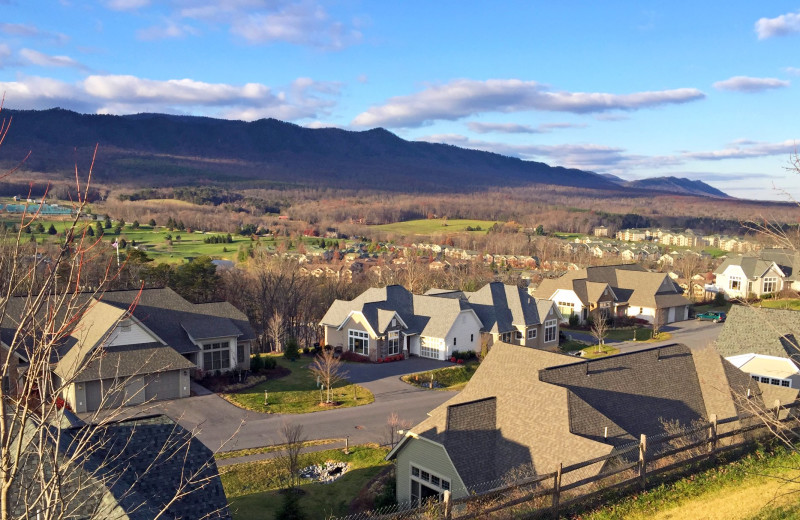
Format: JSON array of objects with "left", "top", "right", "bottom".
[
  {"left": 751, "top": 375, "right": 760, "bottom": 381},
  {"left": 453, "top": 337, "right": 457, "bottom": 346},
  {"left": 203, "top": 341, "right": 230, "bottom": 371},
  {"left": 387, "top": 331, "right": 400, "bottom": 356},
  {"left": 420, "top": 337, "right": 444, "bottom": 359},
  {"left": 470, "top": 334, "right": 474, "bottom": 342},
  {"left": 501, "top": 332, "right": 512, "bottom": 342},
  {"left": 514, "top": 331, "right": 523, "bottom": 340},
  {"left": 348, "top": 330, "right": 369, "bottom": 356},
  {"left": 544, "top": 320, "right": 557, "bottom": 343},
  {"left": 527, "top": 328, "right": 537, "bottom": 340},
  {"left": 764, "top": 277, "right": 778, "bottom": 294},
  {"left": 771, "top": 379, "right": 781, "bottom": 386},
  {"left": 729, "top": 276, "right": 742, "bottom": 291},
  {"left": 761, "top": 376, "right": 770, "bottom": 383},
  {"left": 410, "top": 465, "right": 451, "bottom": 507},
  {"left": 782, "top": 380, "right": 791, "bottom": 388},
  {"left": 237, "top": 344, "right": 245, "bottom": 364},
  {"left": 557, "top": 301, "right": 574, "bottom": 316}
]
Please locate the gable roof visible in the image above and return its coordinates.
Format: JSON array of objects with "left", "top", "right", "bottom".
[
  {"left": 714, "top": 256, "right": 781, "bottom": 279},
  {"left": 715, "top": 305, "right": 800, "bottom": 363},
  {"left": 463, "top": 282, "right": 542, "bottom": 333},
  {"left": 392, "top": 342, "right": 765, "bottom": 491}
]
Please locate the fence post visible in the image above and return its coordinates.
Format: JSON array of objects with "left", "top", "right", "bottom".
[
  {"left": 774, "top": 399, "right": 781, "bottom": 420},
  {"left": 552, "top": 462, "right": 562, "bottom": 519},
  {"left": 708, "top": 414, "right": 717, "bottom": 462},
  {"left": 638, "top": 434, "right": 647, "bottom": 491},
  {"left": 443, "top": 490, "right": 451, "bottom": 520}
]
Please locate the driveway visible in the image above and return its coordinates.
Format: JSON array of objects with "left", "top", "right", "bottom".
[
  {"left": 115, "top": 357, "right": 457, "bottom": 453},
  {"left": 567, "top": 319, "right": 724, "bottom": 355}
]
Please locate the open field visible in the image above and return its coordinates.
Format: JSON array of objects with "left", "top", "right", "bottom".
[
  {"left": 579, "top": 445, "right": 800, "bottom": 520},
  {"left": 370, "top": 218, "right": 497, "bottom": 236},
  {"left": 222, "top": 354, "right": 374, "bottom": 414},
  {"left": 223, "top": 444, "right": 390, "bottom": 520},
  {"left": 0, "top": 218, "right": 325, "bottom": 264}
]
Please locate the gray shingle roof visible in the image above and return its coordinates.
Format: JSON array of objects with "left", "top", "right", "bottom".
[
  {"left": 398, "top": 342, "right": 767, "bottom": 489},
  {"left": 715, "top": 305, "right": 800, "bottom": 363},
  {"left": 714, "top": 256, "right": 778, "bottom": 279},
  {"left": 464, "top": 282, "right": 541, "bottom": 333},
  {"left": 181, "top": 316, "right": 242, "bottom": 341},
  {"left": 66, "top": 343, "right": 196, "bottom": 383},
  {"left": 61, "top": 414, "right": 230, "bottom": 519}
]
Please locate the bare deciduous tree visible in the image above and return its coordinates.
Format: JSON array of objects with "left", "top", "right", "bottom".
[
  {"left": 280, "top": 422, "right": 306, "bottom": 489},
  {"left": 309, "top": 348, "right": 348, "bottom": 404},
  {"left": 590, "top": 310, "right": 609, "bottom": 354},
  {"left": 384, "top": 412, "right": 411, "bottom": 449},
  {"left": 266, "top": 309, "right": 285, "bottom": 353}
]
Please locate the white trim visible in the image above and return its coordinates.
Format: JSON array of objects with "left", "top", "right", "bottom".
[{"left": 336, "top": 311, "right": 378, "bottom": 337}]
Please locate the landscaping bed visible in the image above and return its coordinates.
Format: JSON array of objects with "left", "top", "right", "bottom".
[
  {"left": 401, "top": 362, "right": 479, "bottom": 391},
  {"left": 221, "top": 354, "right": 374, "bottom": 414}
]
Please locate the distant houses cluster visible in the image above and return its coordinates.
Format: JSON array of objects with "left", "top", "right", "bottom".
[{"left": 610, "top": 227, "right": 761, "bottom": 253}]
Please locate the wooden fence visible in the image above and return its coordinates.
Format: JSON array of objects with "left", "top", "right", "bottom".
[{"left": 334, "top": 400, "right": 800, "bottom": 520}]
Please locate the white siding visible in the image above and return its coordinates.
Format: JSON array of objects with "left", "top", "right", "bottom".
[
  {"left": 107, "top": 320, "right": 160, "bottom": 347},
  {"left": 395, "top": 438, "right": 467, "bottom": 502}
]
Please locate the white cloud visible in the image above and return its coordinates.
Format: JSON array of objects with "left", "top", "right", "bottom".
[
  {"left": 0, "top": 74, "right": 340, "bottom": 121},
  {"left": 137, "top": 19, "right": 200, "bottom": 40},
  {"left": 682, "top": 139, "right": 798, "bottom": 160},
  {"left": 19, "top": 48, "right": 87, "bottom": 70},
  {"left": 467, "top": 122, "right": 542, "bottom": 134},
  {"left": 712, "top": 76, "right": 790, "bottom": 93},
  {"left": 106, "top": 0, "right": 150, "bottom": 10},
  {"left": 352, "top": 79, "right": 705, "bottom": 128},
  {"left": 755, "top": 10, "right": 800, "bottom": 39},
  {"left": 784, "top": 67, "right": 800, "bottom": 76},
  {"left": 0, "top": 23, "right": 69, "bottom": 44},
  {"left": 0, "top": 44, "right": 11, "bottom": 68}
]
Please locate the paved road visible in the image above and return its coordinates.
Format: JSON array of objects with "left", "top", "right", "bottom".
[
  {"left": 122, "top": 357, "right": 457, "bottom": 453},
  {"left": 566, "top": 318, "right": 724, "bottom": 355}
]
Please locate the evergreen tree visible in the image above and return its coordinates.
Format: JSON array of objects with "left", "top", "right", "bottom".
[
  {"left": 148, "top": 218, "right": 156, "bottom": 227},
  {"left": 95, "top": 222, "right": 104, "bottom": 237},
  {"left": 132, "top": 220, "right": 140, "bottom": 229},
  {"left": 47, "top": 224, "right": 57, "bottom": 235},
  {"left": 104, "top": 215, "right": 112, "bottom": 229}
]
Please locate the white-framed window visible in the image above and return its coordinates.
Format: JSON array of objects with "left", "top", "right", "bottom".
[
  {"left": 557, "top": 301, "right": 574, "bottom": 316},
  {"left": 729, "top": 276, "right": 742, "bottom": 291},
  {"left": 500, "top": 332, "right": 512, "bottom": 342},
  {"left": 348, "top": 329, "right": 369, "bottom": 356},
  {"left": 514, "top": 331, "right": 523, "bottom": 340},
  {"left": 410, "top": 464, "right": 450, "bottom": 507},
  {"left": 203, "top": 341, "right": 230, "bottom": 371},
  {"left": 527, "top": 328, "right": 537, "bottom": 340},
  {"left": 387, "top": 331, "right": 400, "bottom": 356},
  {"left": 754, "top": 374, "right": 792, "bottom": 388},
  {"left": 763, "top": 277, "right": 778, "bottom": 294},
  {"left": 420, "top": 337, "right": 444, "bottom": 359},
  {"left": 544, "top": 320, "right": 557, "bottom": 343}
]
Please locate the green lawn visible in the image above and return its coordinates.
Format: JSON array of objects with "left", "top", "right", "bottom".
[
  {"left": 693, "top": 301, "right": 733, "bottom": 313},
  {"left": 757, "top": 299, "right": 800, "bottom": 311},
  {"left": 222, "top": 355, "right": 374, "bottom": 414},
  {"left": 223, "top": 444, "right": 390, "bottom": 520},
  {"left": 578, "top": 445, "right": 800, "bottom": 520},
  {"left": 217, "top": 439, "right": 340, "bottom": 460},
  {"left": 370, "top": 218, "right": 497, "bottom": 235},
  {"left": 581, "top": 344, "right": 620, "bottom": 358},
  {"left": 3, "top": 219, "right": 325, "bottom": 264},
  {"left": 400, "top": 362, "right": 480, "bottom": 391}
]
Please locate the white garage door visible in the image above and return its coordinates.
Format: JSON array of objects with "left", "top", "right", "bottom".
[
  {"left": 85, "top": 379, "right": 124, "bottom": 412},
  {"left": 668, "top": 307, "right": 676, "bottom": 323}
]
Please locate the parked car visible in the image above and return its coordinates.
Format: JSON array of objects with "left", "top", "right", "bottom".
[{"left": 696, "top": 311, "right": 726, "bottom": 323}]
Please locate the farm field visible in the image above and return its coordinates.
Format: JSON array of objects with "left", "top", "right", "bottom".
[{"left": 370, "top": 218, "right": 497, "bottom": 236}]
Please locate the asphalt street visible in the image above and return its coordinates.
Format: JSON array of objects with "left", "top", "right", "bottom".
[{"left": 121, "top": 320, "right": 724, "bottom": 454}]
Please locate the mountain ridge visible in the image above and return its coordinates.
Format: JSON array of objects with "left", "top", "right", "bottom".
[{"left": 0, "top": 108, "right": 726, "bottom": 198}]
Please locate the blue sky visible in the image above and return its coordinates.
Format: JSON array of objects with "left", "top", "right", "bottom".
[{"left": 1, "top": 1, "right": 799, "bottom": 200}]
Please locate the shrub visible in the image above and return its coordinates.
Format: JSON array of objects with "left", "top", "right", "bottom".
[
  {"left": 263, "top": 356, "right": 277, "bottom": 370},
  {"left": 568, "top": 313, "right": 580, "bottom": 327},
  {"left": 340, "top": 351, "right": 370, "bottom": 363},
  {"left": 283, "top": 337, "right": 300, "bottom": 361},
  {"left": 451, "top": 350, "right": 477, "bottom": 361},
  {"left": 251, "top": 354, "right": 264, "bottom": 372},
  {"left": 713, "top": 291, "right": 726, "bottom": 307}
]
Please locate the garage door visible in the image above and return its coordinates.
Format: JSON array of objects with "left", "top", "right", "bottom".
[
  {"left": 144, "top": 371, "right": 180, "bottom": 402},
  {"left": 85, "top": 379, "right": 125, "bottom": 412},
  {"left": 668, "top": 307, "right": 676, "bottom": 323}
]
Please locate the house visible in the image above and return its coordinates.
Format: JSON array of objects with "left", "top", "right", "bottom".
[
  {"left": 534, "top": 264, "right": 690, "bottom": 325},
  {"left": 9, "top": 412, "right": 230, "bottom": 519},
  {"left": 1, "top": 288, "right": 256, "bottom": 413},
  {"left": 387, "top": 342, "right": 784, "bottom": 505},
  {"left": 593, "top": 226, "right": 609, "bottom": 237},
  {"left": 320, "top": 285, "right": 483, "bottom": 362},
  {"left": 715, "top": 305, "right": 800, "bottom": 388},
  {"left": 713, "top": 255, "right": 784, "bottom": 299},
  {"left": 759, "top": 248, "right": 800, "bottom": 292},
  {"left": 319, "top": 282, "right": 560, "bottom": 361},
  {"left": 431, "top": 283, "right": 561, "bottom": 349}
]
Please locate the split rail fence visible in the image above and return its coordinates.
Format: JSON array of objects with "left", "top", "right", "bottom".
[{"left": 333, "top": 399, "right": 800, "bottom": 520}]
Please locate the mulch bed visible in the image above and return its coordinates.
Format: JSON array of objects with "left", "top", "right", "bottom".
[{"left": 202, "top": 366, "right": 291, "bottom": 393}]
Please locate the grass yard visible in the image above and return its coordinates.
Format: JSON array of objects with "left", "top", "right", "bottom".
[
  {"left": 757, "top": 299, "right": 800, "bottom": 311},
  {"left": 400, "top": 362, "right": 480, "bottom": 391},
  {"left": 581, "top": 344, "right": 620, "bottom": 359},
  {"left": 370, "top": 218, "right": 497, "bottom": 236},
  {"left": 222, "top": 355, "right": 374, "bottom": 414},
  {"left": 693, "top": 301, "right": 733, "bottom": 313},
  {"left": 577, "top": 445, "right": 800, "bottom": 520},
  {"left": 223, "top": 444, "right": 390, "bottom": 520},
  {"left": 217, "top": 439, "right": 340, "bottom": 460}
]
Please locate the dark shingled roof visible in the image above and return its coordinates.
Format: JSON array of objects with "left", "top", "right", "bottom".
[
  {"left": 715, "top": 305, "right": 800, "bottom": 364},
  {"left": 68, "top": 343, "right": 196, "bottom": 383},
  {"left": 181, "top": 317, "right": 242, "bottom": 341},
  {"left": 463, "top": 282, "right": 541, "bottom": 334},
  {"left": 61, "top": 414, "right": 230, "bottom": 519},
  {"left": 394, "top": 342, "right": 767, "bottom": 490}
]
